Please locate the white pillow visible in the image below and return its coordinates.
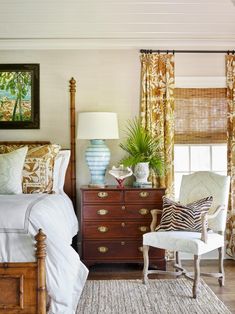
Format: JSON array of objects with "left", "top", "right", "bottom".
[
  {"left": 53, "top": 150, "right": 70, "bottom": 194},
  {"left": 0, "top": 146, "right": 28, "bottom": 194}
]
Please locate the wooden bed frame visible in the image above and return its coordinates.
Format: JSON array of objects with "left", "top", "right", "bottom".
[{"left": 0, "top": 78, "right": 77, "bottom": 314}]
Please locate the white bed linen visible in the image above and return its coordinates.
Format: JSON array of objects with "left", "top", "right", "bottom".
[{"left": 0, "top": 192, "right": 88, "bottom": 314}]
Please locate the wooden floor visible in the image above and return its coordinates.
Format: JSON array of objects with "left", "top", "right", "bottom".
[{"left": 88, "top": 259, "right": 235, "bottom": 313}]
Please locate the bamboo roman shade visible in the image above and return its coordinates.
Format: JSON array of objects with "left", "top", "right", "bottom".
[{"left": 174, "top": 88, "right": 227, "bottom": 144}]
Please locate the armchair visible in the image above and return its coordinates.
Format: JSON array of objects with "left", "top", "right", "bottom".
[{"left": 142, "top": 171, "right": 230, "bottom": 298}]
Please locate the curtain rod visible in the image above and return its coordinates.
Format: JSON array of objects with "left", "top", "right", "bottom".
[{"left": 140, "top": 49, "right": 235, "bottom": 54}]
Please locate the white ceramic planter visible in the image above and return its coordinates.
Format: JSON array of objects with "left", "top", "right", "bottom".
[{"left": 134, "top": 162, "right": 150, "bottom": 184}]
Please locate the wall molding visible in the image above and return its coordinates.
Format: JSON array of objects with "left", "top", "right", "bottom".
[{"left": 0, "top": 38, "right": 234, "bottom": 50}]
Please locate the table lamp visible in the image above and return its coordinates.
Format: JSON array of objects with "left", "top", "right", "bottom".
[{"left": 77, "top": 112, "right": 119, "bottom": 187}]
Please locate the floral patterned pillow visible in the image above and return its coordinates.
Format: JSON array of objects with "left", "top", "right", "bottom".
[{"left": 0, "top": 144, "right": 61, "bottom": 194}]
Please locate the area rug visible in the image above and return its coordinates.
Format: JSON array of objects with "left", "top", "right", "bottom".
[{"left": 76, "top": 278, "right": 231, "bottom": 314}]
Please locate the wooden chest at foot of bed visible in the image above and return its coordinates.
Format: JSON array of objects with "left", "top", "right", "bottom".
[{"left": 80, "top": 186, "right": 166, "bottom": 269}]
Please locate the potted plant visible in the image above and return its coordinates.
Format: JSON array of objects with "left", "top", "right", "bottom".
[{"left": 119, "top": 118, "right": 164, "bottom": 186}]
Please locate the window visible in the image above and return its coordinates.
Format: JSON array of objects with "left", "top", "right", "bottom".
[
  {"left": 174, "top": 88, "right": 227, "bottom": 199},
  {"left": 174, "top": 144, "right": 227, "bottom": 199}
]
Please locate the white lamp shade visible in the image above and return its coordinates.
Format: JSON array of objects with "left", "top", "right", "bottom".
[{"left": 77, "top": 112, "right": 119, "bottom": 139}]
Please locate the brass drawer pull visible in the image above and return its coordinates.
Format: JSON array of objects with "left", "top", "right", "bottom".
[
  {"left": 138, "top": 246, "right": 143, "bottom": 252},
  {"left": 139, "top": 208, "right": 149, "bottom": 215},
  {"left": 121, "top": 222, "right": 126, "bottom": 227},
  {"left": 121, "top": 206, "right": 126, "bottom": 210},
  {"left": 98, "top": 191, "right": 108, "bottom": 199},
  {"left": 121, "top": 241, "right": 125, "bottom": 245},
  {"left": 139, "top": 191, "right": 149, "bottom": 198},
  {"left": 97, "top": 226, "right": 109, "bottom": 233},
  {"left": 98, "top": 246, "right": 108, "bottom": 253},
  {"left": 97, "top": 209, "right": 109, "bottom": 216},
  {"left": 139, "top": 226, "right": 148, "bottom": 232}
]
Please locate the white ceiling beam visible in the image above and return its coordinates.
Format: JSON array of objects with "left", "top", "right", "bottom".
[
  {"left": 0, "top": 24, "right": 234, "bottom": 39},
  {"left": 0, "top": 38, "right": 234, "bottom": 50}
]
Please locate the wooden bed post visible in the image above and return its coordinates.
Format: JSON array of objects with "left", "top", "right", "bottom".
[
  {"left": 35, "top": 229, "right": 47, "bottom": 314},
  {"left": 69, "top": 77, "right": 77, "bottom": 208}
]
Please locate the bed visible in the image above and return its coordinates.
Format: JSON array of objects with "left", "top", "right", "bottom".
[{"left": 0, "top": 78, "right": 88, "bottom": 314}]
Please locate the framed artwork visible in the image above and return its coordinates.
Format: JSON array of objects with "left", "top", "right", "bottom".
[{"left": 0, "top": 64, "right": 39, "bottom": 129}]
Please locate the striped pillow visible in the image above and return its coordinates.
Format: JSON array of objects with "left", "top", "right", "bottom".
[{"left": 156, "top": 196, "right": 213, "bottom": 232}]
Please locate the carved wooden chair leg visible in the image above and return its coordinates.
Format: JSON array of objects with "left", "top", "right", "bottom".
[
  {"left": 193, "top": 255, "right": 200, "bottom": 299},
  {"left": 175, "top": 251, "right": 181, "bottom": 271},
  {"left": 218, "top": 246, "right": 225, "bottom": 287},
  {"left": 143, "top": 245, "right": 150, "bottom": 284}
]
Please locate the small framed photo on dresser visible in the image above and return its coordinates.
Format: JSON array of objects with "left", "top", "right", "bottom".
[{"left": 0, "top": 63, "right": 39, "bottom": 129}]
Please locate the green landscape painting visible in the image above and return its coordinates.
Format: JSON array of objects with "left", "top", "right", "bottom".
[
  {"left": 0, "top": 64, "right": 39, "bottom": 129},
  {"left": 0, "top": 71, "right": 32, "bottom": 122}
]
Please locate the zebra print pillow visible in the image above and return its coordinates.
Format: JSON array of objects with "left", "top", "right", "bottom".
[{"left": 156, "top": 196, "right": 213, "bottom": 232}]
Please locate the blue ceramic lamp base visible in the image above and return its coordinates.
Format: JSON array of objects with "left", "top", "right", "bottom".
[{"left": 85, "top": 139, "right": 110, "bottom": 187}]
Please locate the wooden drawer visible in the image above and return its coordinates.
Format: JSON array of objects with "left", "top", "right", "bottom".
[
  {"left": 125, "top": 204, "right": 162, "bottom": 220},
  {"left": 124, "top": 189, "right": 164, "bottom": 203},
  {"left": 83, "top": 221, "right": 151, "bottom": 239},
  {"left": 83, "top": 190, "right": 123, "bottom": 203},
  {"left": 83, "top": 240, "right": 164, "bottom": 260},
  {"left": 83, "top": 204, "right": 161, "bottom": 220}
]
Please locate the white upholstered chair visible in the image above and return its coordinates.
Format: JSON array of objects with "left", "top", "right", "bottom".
[{"left": 142, "top": 171, "right": 230, "bottom": 298}]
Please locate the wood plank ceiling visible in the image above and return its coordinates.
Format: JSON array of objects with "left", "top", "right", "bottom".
[{"left": 0, "top": 0, "right": 235, "bottom": 49}]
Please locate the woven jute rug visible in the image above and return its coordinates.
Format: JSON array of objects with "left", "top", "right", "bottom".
[{"left": 76, "top": 278, "right": 231, "bottom": 314}]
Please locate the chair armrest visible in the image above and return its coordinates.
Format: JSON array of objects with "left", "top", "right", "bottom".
[
  {"left": 150, "top": 209, "right": 162, "bottom": 232},
  {"left": 201, "top": 205, "right": 225, "bottom": 243}
]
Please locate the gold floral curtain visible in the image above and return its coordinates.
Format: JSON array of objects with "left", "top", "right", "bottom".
[
  {"left": 226, "top": 54, "right": 235, "bottom": 259},
  {"left": 140, "top": 53, "right": 175, "bottom": 196}
]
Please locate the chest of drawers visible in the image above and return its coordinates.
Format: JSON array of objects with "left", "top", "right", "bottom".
[{"left": 80, "top": 186, "right": 166, "bottom": 269}]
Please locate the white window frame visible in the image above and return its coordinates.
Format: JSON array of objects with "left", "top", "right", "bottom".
[{"left": 174, "top": 143, "right": 227, "bottom": 199}]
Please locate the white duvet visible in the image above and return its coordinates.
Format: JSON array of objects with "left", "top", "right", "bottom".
[{"left": 0, "top": 192, "right": 88, "bottom": 314}]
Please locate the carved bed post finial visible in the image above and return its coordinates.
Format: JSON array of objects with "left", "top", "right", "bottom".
[
  {"left": 35, "top": 229, "right": 46, "bottom": 258},
  {"left": 35, "top": 229, "right": 47, "bottom": 314},
  {"left": 69, "top": 77, "right": 77, "bottom": 208},
  {"left": 70, "top": 77, "right": 76, "bottom": 93}
]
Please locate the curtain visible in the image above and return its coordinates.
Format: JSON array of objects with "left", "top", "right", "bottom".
[
  {"left": 140, "top": 53, "right": 175, "bottom": 196},
  {"left": 226, "top": 54, "right": 235, "bottom": 259}
]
